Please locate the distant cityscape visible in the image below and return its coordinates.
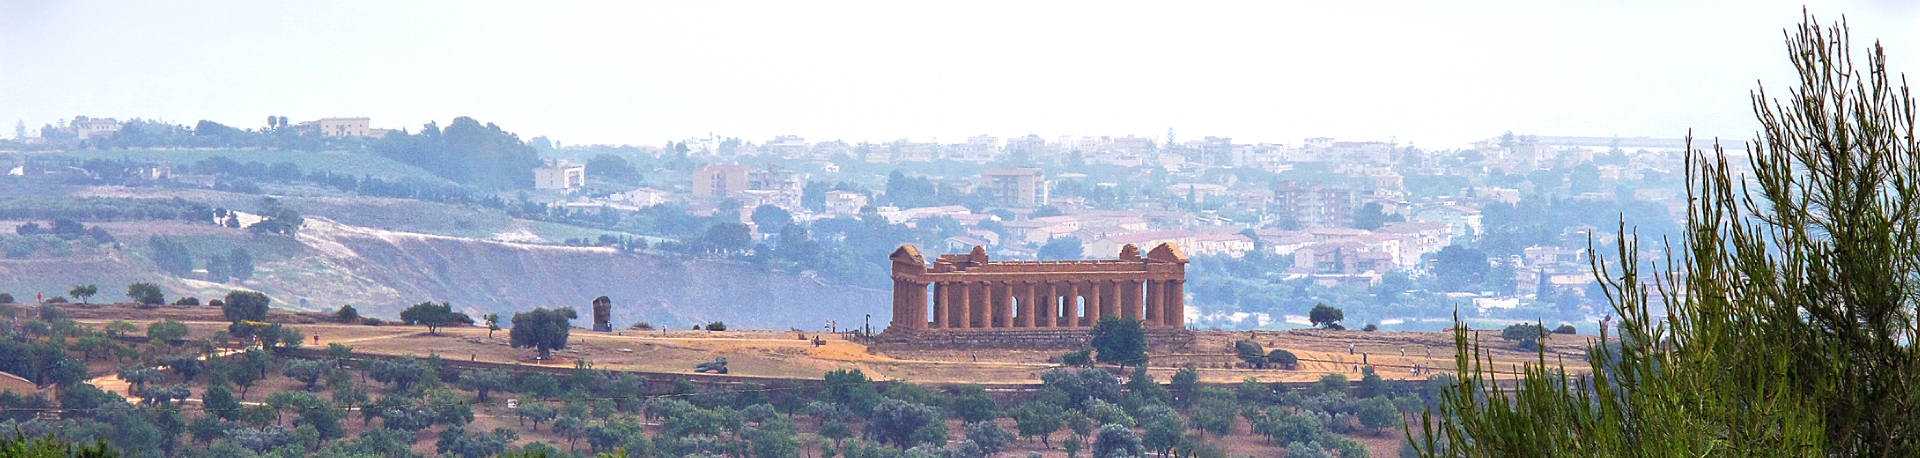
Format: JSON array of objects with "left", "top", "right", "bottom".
[{"left": 6, "top": 113, "right": 1698, "bottom": 331}]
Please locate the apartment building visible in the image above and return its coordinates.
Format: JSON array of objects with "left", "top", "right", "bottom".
[
  {"left": 1274, "top": 181, "right": 1357, "bottom": 228},
  {"left": 534, "top": 160, "right": 586, "bottom": 191},
  {"left": 296, "top": 117, "right": 382, "bottom": 138},
  {"left": 980, "top": 168, "right": 1046, "bottom": 207}
]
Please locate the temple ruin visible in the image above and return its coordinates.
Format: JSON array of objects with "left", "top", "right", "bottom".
[
  {"left": 592, "top": 296, "right": 613, "bottom": 332},
  {"left": 875, "top": 242, "right": 1193, "bottom": 350}
]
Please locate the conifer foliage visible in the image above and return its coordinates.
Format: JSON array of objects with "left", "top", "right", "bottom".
[{"left": 1421, "top": 14, "right": 1920, "bottom": 456}]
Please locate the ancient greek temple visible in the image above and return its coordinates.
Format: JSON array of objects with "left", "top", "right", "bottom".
[{"left": 885, "top": 243, "right": 1188, "bottom": 333}]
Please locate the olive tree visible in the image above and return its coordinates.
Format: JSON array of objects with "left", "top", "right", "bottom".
[{"left": 510, "top": 307, "right": 576, "bottom": 359}]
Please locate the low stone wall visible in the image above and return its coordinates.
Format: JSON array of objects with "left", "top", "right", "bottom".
[{"left": 871, "top": 328, "right": 1195, "bottom": 351}]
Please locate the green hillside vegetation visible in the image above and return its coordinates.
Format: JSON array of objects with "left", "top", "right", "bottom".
[
  {"left": 49, "top": 148, "right": 453, "bottom": 185},
  {"left": 371, "top": 117, "right": 542, "bottom": 190},
  {"left": 0, "top": 304, "right": 1430, "bottom": 457},
  {"left": 42, "top": 114, "right": 547, "bottom": 192},
  {"left": 286, "top": 196, "right": 632, "bottom": 242}
]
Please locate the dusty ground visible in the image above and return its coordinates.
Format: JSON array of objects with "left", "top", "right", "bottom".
[{"left": 73, "top": 302, "right": 1593, "bottom": 388}]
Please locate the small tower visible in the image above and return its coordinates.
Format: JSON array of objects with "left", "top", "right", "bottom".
[{"left": 592, "top": 296, "right": 613, "bottom": 332}]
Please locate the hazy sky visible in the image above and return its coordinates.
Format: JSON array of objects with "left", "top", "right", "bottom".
[{"left": 4, "top": 1, "right": 1917, "bottom": 149}]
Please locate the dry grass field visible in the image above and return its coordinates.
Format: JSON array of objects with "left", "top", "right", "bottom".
[{"left": 73, "top": 302, "right": 1593, "bottom": 386}]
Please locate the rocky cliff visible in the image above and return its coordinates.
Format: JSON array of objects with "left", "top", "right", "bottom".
[{"left": 0, "top": 217, "right": 891, "bottom": 331}]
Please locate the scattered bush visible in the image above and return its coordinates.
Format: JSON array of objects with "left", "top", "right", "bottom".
[
  {"left": 704, "top": 321, "right": 727, "bottom": 331},
  {"left": 1501, "top": 323, "right": 1548, "bottom": 342},
  {"left": 1362, "top": 323, "right": 1379, "bottom": 332},
  {"left": 1235, "top": 340, "right": 1267, "bottom": 368},
  {"left": 44, "top": 296, "right": 68, "bottom": 304},
  {"left": 172, "top": 296, "right": 200, "bottom": 306},
  {"left": 1553, "top": 324, "right": 1577, "bottom": 334},
  {"left": 130, "top": 282, "right": 165, "bottom": 305},
  {"left": 334, "top": 305, "right": 359, "bottom": 323},
  {"left": 0, "top": 293, "right": 11, "bottom": 303},
  {"left": 223, "top": 290, "right": 271, "bottom": 322},
  {"left": 629, "top": 321, "right": 653, "bottom": 330},
  {"left": 1060, "top": 349, "right": 1093, "bottom": 367},
  {"left": 1268, "top": 349, "right": 1300, "bottom": 370}
]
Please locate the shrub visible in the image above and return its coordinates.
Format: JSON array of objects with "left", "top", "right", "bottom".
[
  {"left": 1286, "top": 441, "right": 1330, "bottom": 458},
  {"left": 1553, "top": 324, "right": 1577, "bottom": 334},
  {"left": 172, "top": 296, "right": 200, "bottom": 306},
  {"left": 223, "top": 290, "right": 271, "bottom": 322},
  {"left": 44, "top": 296, "right": 68, "bottom": 304},
  {"left": 1268, "top": 349, "right": 1300, "bottom": 370},
  {"left": 1316, "top": 373, "right": 1349, "bottom": 397},
  {"left": 1358, "top": 395, "right": 1400, "bottom": 433},
  {"left": 704, "top": 321, "right": 727, "bottom": 331},
  {"left": 1362, "top": 323, "right": 1379, "bottom": 332},
  {"left": 1500, "top": 323, "right": 1548, "bottom": 342},
  {"left": 0, "top": 293, "right": 11, "bottom": 303},
  {"left": 334, "top": 305, "right": 359, "bottom": 323},
  {"left": 1235, "top": 340, "right": 1267, "bottom": 368},
  {"left": 629, "top": 321, "right": 653, "bottom": 330},
  {"left": 1061, "top": 349, "right": 1092, "bottom": 367},
  {"left": 1090, "top": 317, "right": 1147, "bottom": 366}
]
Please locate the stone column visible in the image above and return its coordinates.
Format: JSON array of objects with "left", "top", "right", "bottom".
[
  {"left": 1062, "top": 282, "right": 1079, "bottom": 327},
  {"left": 985, "top": 282, "right": 1001, "bottom": 328},
  {"left": 921, "top": 283, "right": 936, "bottom": 329},
  {"left": 1102, "top": 280, "right": 1120, "bottom": 321},
  {"left": 932, "top": 282, "right": 947, "bottom": 329},
  {"left": 1031, "top": 282, "right": 1046, "bottom": 328},
  {"left": 1044, "top": 281, "right": 1059, "bottom": 327},
  {"left": 1121, "top": 279, "right": 1141, "bottom": 321},
  {"left": 1013, "top": 282, "right": 1024, "bottom": 328},
  {"left": 974, "top": 282, "right": 990, "bottom": 328},
  {"left": 1164, "top": 280, "right": 1185, "bottom": 328},
  {"left": 1030, "top": 282, "right": 1044, "bottom": 328},
  {"left": 1143, "top": 280, "right": 1161, "bottom": 326},
  {"left": 1087, "top": 280, "right": 1103, "bottom": 326},
  {"left": 1006, "top": 283, "right": 1021, "bottom": 329},
  {"left": 983, "top": 282, "right": 997, "bottom": 328},
  {"left": 891, "top": 279, "right": 905, "bottom": 329},
  {"left": 957, "top": 281, "right": 973, "bottom": 329}
]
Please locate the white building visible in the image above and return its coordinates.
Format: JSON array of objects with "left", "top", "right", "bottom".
[
  {"left": 75, "top": 118, "right": 121, "bottom": 140},
  {"left": 534, "top": 160, "right": 586, "bottom": 191},
  {"left": 823, "top": 191, "right": 869, "bottom": 216},
  {"left": 1413, "top": 205, "right": 1484, "bottom": 241},
  {"left": 611, "top": 188, "right": 671, "bottom": 207}
]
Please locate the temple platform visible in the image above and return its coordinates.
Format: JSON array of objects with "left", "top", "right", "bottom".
[{"left": 870, "top": 326, "right": 1196, "bottom": 351}]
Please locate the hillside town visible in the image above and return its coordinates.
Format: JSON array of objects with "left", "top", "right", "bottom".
[
  {"left": 534, "top": 131, "right": 1692, "bottom": 329},
  {"left": 5, "top": 114, "right": 1696, "bottom": 332}
]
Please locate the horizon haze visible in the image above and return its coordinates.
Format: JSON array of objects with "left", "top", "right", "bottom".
[{"left": 6, "top": 0, "right": 1919, "bottom": 148}]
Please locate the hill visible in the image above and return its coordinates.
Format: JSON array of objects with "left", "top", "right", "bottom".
[
  {"left": 45, "top": 148, "right": 455, "bottom": 184},
  {"left": 0, "top": 216, "right": 890, "bottom": 330}
]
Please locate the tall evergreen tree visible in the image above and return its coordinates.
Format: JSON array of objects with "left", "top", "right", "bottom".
[{"left": 1422, "top": 15, "right": 1920, "bottom": 456}]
